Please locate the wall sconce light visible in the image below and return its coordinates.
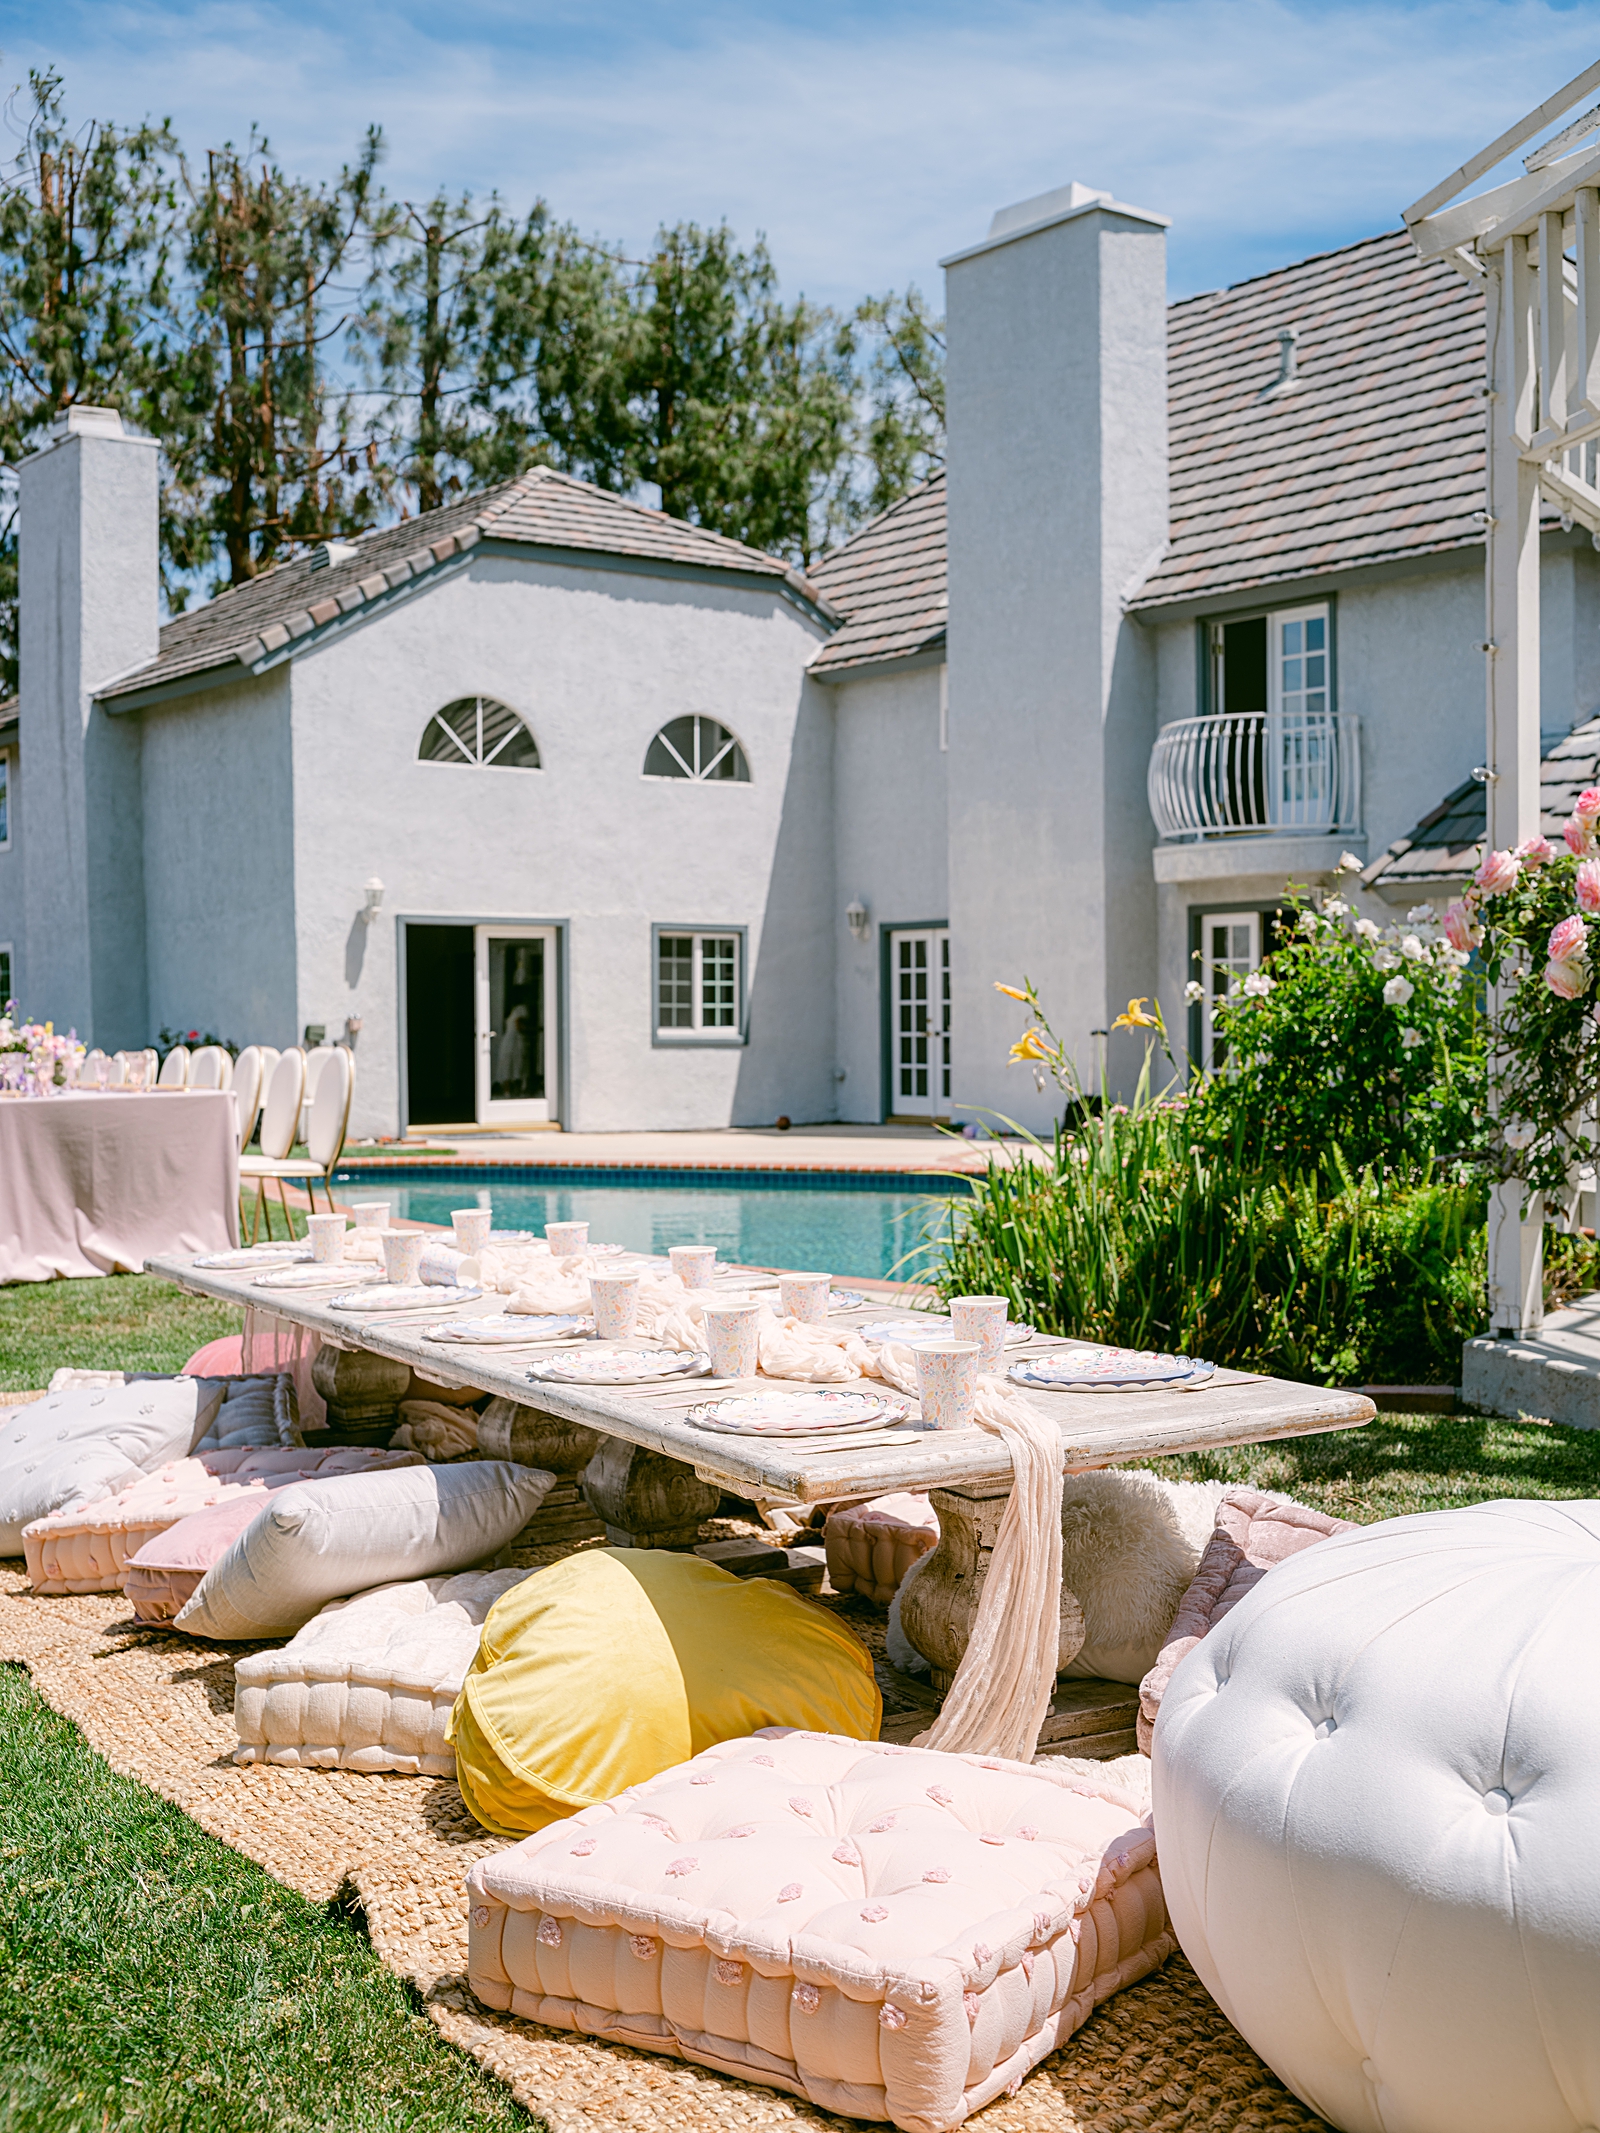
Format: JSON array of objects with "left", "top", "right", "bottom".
[
  {"left": 845, "top": 899, "right": 869, "bottom": 943},
  {"left": 360, "top": 878, "right": 385, "bottom": 926}
]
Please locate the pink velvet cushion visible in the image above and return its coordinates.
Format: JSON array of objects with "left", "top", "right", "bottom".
[
  {"left": 120, "top": 1449, "right": 421, "bottom": 1623},
  {"left": 1136, "top": 1489, "right": 1355, "bottom": 1754},
  {"left": 467, "top": 1729, "right": 1173, "bottom": 2132},
  {"left": 825, "top": 1494, "right": 940, "bottom": 1605}
]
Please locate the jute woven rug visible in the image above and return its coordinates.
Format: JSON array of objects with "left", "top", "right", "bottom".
[{"left": 0, "top": 1564, "right": 1326, "bottom": 2133}]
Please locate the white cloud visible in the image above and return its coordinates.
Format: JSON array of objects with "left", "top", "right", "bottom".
[{"left": 3, "top": 0, "right": 1598, "bottom": 305}]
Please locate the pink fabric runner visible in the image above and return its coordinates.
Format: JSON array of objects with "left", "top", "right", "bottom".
[{"left": 0, "top": 1089, "right": 239, "bottom": 1282}]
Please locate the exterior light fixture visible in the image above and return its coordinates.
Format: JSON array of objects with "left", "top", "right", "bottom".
[
  {"left": 360, "top": 878, "right": 385, "bottom": 926},
  {"left": 845, "top": 899, "right": 869, "bottom": 942}
]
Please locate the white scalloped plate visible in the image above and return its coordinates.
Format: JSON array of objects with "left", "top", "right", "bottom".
[
  {"left": 422, "top": 1313, "right": 589, "bottom": 1345},
  {"left": 252, "top": 1262, "right": 380, "bottom": 1290},
  {"left": 330, "top": 1282, "right": 483, "bottom": 1314},
  {"left": 685, "top": 1390, "right": 914, "bottom": 1437},
  {"left": 195, "top": 1244, "right": 310, "bottom": 1269},
  {"left": 858, "top": 1316, "right": 1034, "bottom": 1346},
  {"left": 526, "top": 1348, "right": 711, "bottom": 1385},
  {"left": 1007, "top": 1347, "right": 1216, "bottom": 1392}
]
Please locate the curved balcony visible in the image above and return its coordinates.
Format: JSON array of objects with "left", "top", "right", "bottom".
[{"left": 1148, "top": 710, "right": 1361, "bottom": 841}]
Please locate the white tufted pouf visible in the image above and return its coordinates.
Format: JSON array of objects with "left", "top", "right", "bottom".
[{"left": 1154, "top": 1499, "right": 1600, "bottom": 2133}]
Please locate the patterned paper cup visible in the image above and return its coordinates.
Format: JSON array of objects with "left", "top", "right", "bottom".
[
  {"left": 546, "top": 1221, "right": 590, "bottom": 1258},
  {"left": 669, "top": 1245, "right": 718, "bottom": 1289},
  {"left": 915, "top": 1341, "right": 982, "bottom": 1430},
  {"left": 305, "top": 1213, "right": 347, "bottom": 1265},
  {"left": 350, "top": 1200, "right": 390, "bottom": 1230},
  {"left": 701, "top": 1302, "right": 761, "bottom": 1379},
  {"left": 590, "top": 1274, "right": 641, "bottom": 1341},
  {"left": 381, "top": 1231, "right": 426, "bottom": 1287},
  {"left": 778, "top": 1272, "right": 832, "bottom": 1325},
  {"left": 950, "top": 1295, "right": 1009, "bottom": 1373},
  {"left": 451, "top": 1209, "right": 493, "bottom": 1254}
]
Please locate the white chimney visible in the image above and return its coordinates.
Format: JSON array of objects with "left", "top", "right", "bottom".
[
  {"left": 19, "top": 406, "right": 160, "bottom": 1042},
  {"left": 942, "top": 182, "right": 1169, "bottom": 1127}
]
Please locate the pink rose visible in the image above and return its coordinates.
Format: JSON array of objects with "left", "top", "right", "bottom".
[
  {"left": 1578, "top": 788, "right": 1600, "bottom": 820},
  {"left": 1549, "top": 914, "right": 1589, "bottom": 962},
  {"left": 1547, "top": 956, "right": 1591, "bottom": 1000},
  {"left": 1566, "top": 815, "right": 1596, "bottom": 857},
  {"left": 1516, "top": 835, "right": 1555, "bottom": 867},
  {"left": 1580, "top": 861, "right": 1600, "bottom": 915},
  {"left": 1474, "top": 848, "right": 1521, "bottom": 894},
  {"left": 1443, "top": 900, "right": 1480, "bottom": 952}
]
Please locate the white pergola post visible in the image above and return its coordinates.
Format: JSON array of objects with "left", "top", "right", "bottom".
[{"left": 1407, "top": 61, "right": 1600, "bottom": 1337}]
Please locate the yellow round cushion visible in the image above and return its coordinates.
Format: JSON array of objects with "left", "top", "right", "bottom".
[{"left": 448, "top": 1548, "right": 882, "bottom": 1835}]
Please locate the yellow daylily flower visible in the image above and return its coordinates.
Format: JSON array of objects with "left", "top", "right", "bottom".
[
  {"left": 1110, "top": 997, "right": 1160, "bottom": 1032},
  {"left": 993, "top": 982, "right": 1030, "bottom": 1002},
  {"left": 1008, "top": 1026, "right": 1055, "bottom": 1063}
]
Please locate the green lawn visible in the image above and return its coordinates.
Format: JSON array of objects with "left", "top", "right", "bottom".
[
  {"left": 0, "top": 1274, "right": 243, "bottom": 1392},
  {"left": 0, "top": 1666, "right": 530, "bottom": 2133}
]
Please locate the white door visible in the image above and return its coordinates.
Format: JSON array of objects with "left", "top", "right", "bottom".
[
  {"left": 1268, "top": 604, "right": 1333, "bottom": 828},
  {"left": 1200, "top": 910, "right": 1261, "bottom": 1065},
  {"left": 475, "top": 926, "right": 557, "bottom": 1124},
  {"left": 888, "top": 929, "right": 950, "bottom": 1119}
]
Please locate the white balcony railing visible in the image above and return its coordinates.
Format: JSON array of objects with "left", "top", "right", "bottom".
[{"left": 1148, "top": 711, "right": 1361, "bottom": 841}]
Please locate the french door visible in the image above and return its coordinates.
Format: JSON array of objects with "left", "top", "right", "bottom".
[
  {"left": 474, "top": 926, "right": 557, "bottom": 1124},
  {"left": 888, "top": 928, "right": 950, "bottom": 1119}
]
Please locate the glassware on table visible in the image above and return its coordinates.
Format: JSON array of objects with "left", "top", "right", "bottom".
[
  {"left": 949, "top": 1296, "right": 1010, "bottom": 1373},
  {"left": 305, "top": 1212, "right": 348, "bottom": 1264},
  {"left": 546, "top": 1220, "right": 589, "bottom": 1258},
  {"left": 451, "top": 1208, "right": 493, "bottom": 1254},
  {"left": 94, "top": 1053, "right": 112, "bottom": 1091},
  {"left": 381, "top": 1231, "right": 425, "bottom": 1286},
  {"left": 701, "top": 1301, "right": 761, "bottom": 1379},
  {"left": 669, "top": 1245, "right": 718, "bottom": 1288},
  {"left": 590, "top": 1273, "right": 641, "bottom": 1341},
  {"left": 914, "top": 1341, "right": 982, "bottom": 1430},
  {"left": 778, "top": 1272, "right": 831, "bottom": 1325}
]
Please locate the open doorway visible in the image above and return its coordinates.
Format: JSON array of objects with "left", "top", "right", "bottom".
[{"left": 403, "top": 921, "right": 559, "bottom": 1130}]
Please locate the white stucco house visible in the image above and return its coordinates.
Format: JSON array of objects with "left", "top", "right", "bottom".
[{"left": 3, "top": 181, "right": 1596, "bottom": 1140}]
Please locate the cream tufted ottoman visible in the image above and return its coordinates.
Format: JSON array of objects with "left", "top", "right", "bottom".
[
  {"left": 1155, "top": 1500, "right": 1600, "bottom": 2133},
  {"left": 467, "top": 1729, "right": 1173, "bottom": 2132}
]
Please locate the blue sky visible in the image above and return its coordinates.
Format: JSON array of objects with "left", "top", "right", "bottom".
[{"left": 4, "top": 0, "right": 1600, "bottom": 306}]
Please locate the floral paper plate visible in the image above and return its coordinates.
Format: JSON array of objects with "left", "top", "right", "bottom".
[
  {"left": 827, "top": 1288, "right": 871, "bottom": 1312},
  {"left": 1006, "top": 1347, "right": 1215, "bottom": 1392},
  {"left": 488, "top": 1229, "right": 535, "bottom": 1245},
  {"left": 858, "top": 1315, "right": 1034, "bottom": 1346},
  {"left": 685, "top": 1389, "right": 913, "bottom": 1437},
  {"left": 329, "top": 1282, "right": 482, "bottom": 1314},
  {"left": 252, "top": 1262, "right": 379, "bottom": 1290},
  {"left": 525, "top": 1348, "right": 711, "bottom": 1385},
  {"left": 196, "top": 1244, "right": 310, "bottom": 1269},
  {"left": 423, "top": 1313, "right": 589, "bottom": 1345}
]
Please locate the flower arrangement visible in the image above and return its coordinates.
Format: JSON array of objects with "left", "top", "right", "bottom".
[
  {"left": 0, "top": 1002, "right": 85, "bottom": 1094},
  {"left": 1446, "top": 792, "right": 1600, "bottom": 1191}
]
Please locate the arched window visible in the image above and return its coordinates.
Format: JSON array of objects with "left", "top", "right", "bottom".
[
  {"left": 643, "top": 715, "right": 750, "bottom": 783},
  {"left": 419, "top": 697, "right": 540, "bottom": 770}
]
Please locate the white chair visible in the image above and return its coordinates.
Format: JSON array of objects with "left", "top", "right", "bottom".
[
  {"left": 188, "top": 1044, "right": 232, "bottom": 1091},
  {"left": 299, "top": 1044, "right": 337, "bottom": 1142},
  {"left": 141, "top": 1047, "right": 160, "bottom": 1088},
  {"left": 157, "top": 1045, "right": 190, "bottom": 1087},
  {"left": 269, "top": 1046, "right": 355, "bottom": 1213},
  {"left": 238, "top": 1048, "right": 306, "bottom": 1239},
  {"left": 82, "top": 1048, "right": 108, "bottom": 1089},
  {"left": 231, "top": 1046, "right": 265, "bottom": 1149}
]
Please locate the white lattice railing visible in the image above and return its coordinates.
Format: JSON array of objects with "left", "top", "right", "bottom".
[{"left": 1148, "top": 711, "right": 1362, "bottom": 841}]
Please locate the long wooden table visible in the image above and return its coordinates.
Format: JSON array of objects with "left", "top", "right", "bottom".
[{"left": 147, "top": 1251, "right": 1374, "bottom": 1738}]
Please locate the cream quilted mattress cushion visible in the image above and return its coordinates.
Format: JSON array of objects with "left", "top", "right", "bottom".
[
  {"left": 467, "top": 1729, "right": 1173, "bottom": 2133},
  {"left": 43, "top": 1370, "right": 299, "bottom": 1452},
  {"left": 22, "top": 1445, "right": 420, "bottom": 1596},
  {"left": 824, "top": 1495, "right": 940, "bottom": 1605},
  {"left": 0, "top": 1378, "right": 218, "bottom": 1555},
  {"left": 233, "top": 1567, "right": 531, "bottom": 1776}
]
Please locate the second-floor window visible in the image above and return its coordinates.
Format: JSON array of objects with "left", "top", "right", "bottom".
[{"left": 1208, "top": 604, "right": 1331, "bottom": 722}]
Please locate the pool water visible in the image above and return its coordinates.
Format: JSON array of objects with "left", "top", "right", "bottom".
[{"left": 331, "top": 1167, "right": 969, "bottom": 1281}]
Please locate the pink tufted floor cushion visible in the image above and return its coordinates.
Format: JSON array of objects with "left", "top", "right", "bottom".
[
  {"left": 1136, "top": 1489, "right": 1354, "bottom": 1754},
  {"left": 824, "top": 1495, "right": 940, "bottom": 1605},
  {"left": 63, "top": 1448, "right": 420, "bottom": 1617},
  {"left": 467, "top": 1729, "right": 1173, "bottom": 2133}
]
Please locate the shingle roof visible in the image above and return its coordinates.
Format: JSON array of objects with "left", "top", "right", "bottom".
[
  {"left": 807, "top": 476, "right": 947, "bottom": 677},
  {"left": 1363, "top": 717, "right": 1600, "bottom": 895},
  {"left": 100, "top": 467, "right": 830, "bottom": 706},
  {"left": 1130, "top": 229, "right": 1485, "bottom": 611}
]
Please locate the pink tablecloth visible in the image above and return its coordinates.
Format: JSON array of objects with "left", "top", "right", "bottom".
[{"left": 0, "top": 1089, "right": 239, "bottom": 1282}]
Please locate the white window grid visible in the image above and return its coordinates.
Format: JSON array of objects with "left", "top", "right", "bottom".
[
  {"left": 1199, "top": 910, "right": 1262, "bottom": 1065},
  {"left": 656, "top": 932, "right": 741, "bottom": 1035}
]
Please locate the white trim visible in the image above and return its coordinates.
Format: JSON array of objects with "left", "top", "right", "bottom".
[
  {"left": 1199, "top": 911, "right": 1262, "bottom": 1065},
  {"left": 474, "top": 925, "right": 557, "bottom": 1123},
  {"left": 653, "top": 927, "right": 747, "bottom": 1044}
]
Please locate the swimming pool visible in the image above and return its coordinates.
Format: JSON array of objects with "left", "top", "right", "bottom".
[{"left": 330, "top": 1165, "right": 971, "bottom": 1280}]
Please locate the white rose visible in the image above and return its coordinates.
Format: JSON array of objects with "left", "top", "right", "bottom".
[
  {"left": 1502, "top": 1119, "right": 1537, "bottom": 1150},
  {"left": 1184, "top": 980, "right": 1204, "bottom": 1003},
  {"left": 1323, "top": 897, "right": 1350, "bottom": 918},
  {"left": 1406, "top": 904, "right": 1435, "bottom": 925},
  {"left": 1400, "top": 1027, "right": 1424, "bottom": 1049},
  {"left": 1383, "top": 975, "right": 1415, "bottom": 1007},
  {"left": 1297, "top": 911, "right": 1319, "bottom": 934},
  {"left": 1355, "top": 917, "right": 1381, "bottom": 941},
  {"left": 1400, "top": 934, "right": 1427, "bottom": 961},
  {"left": 1373, "top": 946, "right": 1399, "bottom": 971},
  {"left": 1242, "top": 970, "right": 1275, "bottom": 998},
  {"left": 1339, "top": 852, "right": 1365, "bottom": 873}
]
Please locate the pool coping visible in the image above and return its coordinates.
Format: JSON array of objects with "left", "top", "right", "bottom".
[{"left": 333, "top": 1161, "right": 979, "bottom": 1193}]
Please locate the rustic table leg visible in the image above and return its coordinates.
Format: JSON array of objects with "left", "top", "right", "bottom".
[
  {"left": 581, "top": 1437, "right": 721, "bottom": 1549},
  {"left": 897, "top": 1480, "right": 1087, "bottom": 1693},
  {"left": 477, "top": 1398, "right": 606, "bottom": 1545},
  {"left": 310, "top": 1344, "right": 411, "bottom": 1444}
]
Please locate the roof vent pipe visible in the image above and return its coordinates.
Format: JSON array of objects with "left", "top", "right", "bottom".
[{"left": 1260, "top": 325, "right": 1301, "bottom": 400}]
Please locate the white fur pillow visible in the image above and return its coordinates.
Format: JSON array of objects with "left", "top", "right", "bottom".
[{"left": 174, "top": 1460, "right": 556, "bottom": 1640}]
